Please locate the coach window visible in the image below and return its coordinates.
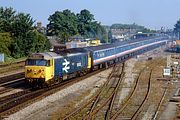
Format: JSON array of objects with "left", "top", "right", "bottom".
[
  {"left": 97, "top": 52, "right": 99, "bottom": 57},
  {"left": 94, "top": 52, "right": 97, "bottom": 58},
  {"left": 108, "top": 50, "right": 110, "bottom": 55},
  {"left": 119, "top": 47, "right": 121, "bottom": 52}
]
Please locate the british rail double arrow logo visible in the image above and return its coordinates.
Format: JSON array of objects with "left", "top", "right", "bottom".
[{"left": 62, "top": 59, "right": 70, "bottom": 73}]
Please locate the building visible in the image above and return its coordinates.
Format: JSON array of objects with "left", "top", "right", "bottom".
[
  {"left": 66, "top": 38, "right": 101, "bottom": 49},
  {"left": 110, "top": 29, "right": 137, "bottom": 41},
  {"left": 85, "top": 38, "right": 101, "bottom": 46},
  {"left": 35, "top": 22, "right": 46, "bottom": 34},
  {"left": 166, "top": 54, "right": 180, "bottom": 78}
]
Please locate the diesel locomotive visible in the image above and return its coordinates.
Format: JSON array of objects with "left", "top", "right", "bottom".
[{"left": 25, "top": 37, "right": 169, "bottom": 87}]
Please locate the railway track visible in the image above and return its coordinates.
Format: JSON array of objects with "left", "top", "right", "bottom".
[
  {"left": 0, "top": 77, "right": 31, "bottom": 118},
  {"left": 85, "top": 63, "right": 125, "bottom": 120},
  {"left": 61, "top": 59, "right": 166, "bottom": 120},
  {"left": 0, "top": 60, "right": 24, "bottom": 74},
  {"left": 0, "top": 72, "right": 24, "bottom": 85},
  {"left": 0, "top": 77, "right": 27, "bottom": 97},
  {"left": 0, "top": 89, "right": 31, "bottom": 105},
  {"left": 110, "top": 59, "right": 165, "bottom": 120},
  {"left": 109, "top": 68, "right": 152, "bottom": 120},
  {"left": 130, "top": 70, "right": 152, "bottom": 120},
  {"left": 0, "top": 78, "right": 24, "bottom": 87},
  {"left": 152, "top": 85, "right": 168, "bottom": 120},
  {"left": 0, "top": 60, "right": 25, "bottom": 68},
  {"left": 0, "top": 60, "right": 25, "bottom": 95},
  {"left": 0, "top": 66, "right": 110, "bottom": 119},
  {"left": 61, "top": 63, "right": 125, "bottom": 120},
  {"left": 0, "top": 58, "right": 168, "bottom": 119}
]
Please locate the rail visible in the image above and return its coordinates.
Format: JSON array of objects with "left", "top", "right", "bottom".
[{"left": 62, "top": 63, "right": 125, "bottom": 120}]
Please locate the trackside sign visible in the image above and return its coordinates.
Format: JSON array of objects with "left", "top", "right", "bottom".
[
  {"left": 163, "top": 68, "right": 171, "bottom": 76},
  {"left": 0, "top": 53, "right": 4, "bottom": 62}
]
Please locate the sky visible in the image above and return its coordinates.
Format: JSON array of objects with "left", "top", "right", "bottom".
[{"left": 0, "top": 0, "right": 180, "bottom": 30}]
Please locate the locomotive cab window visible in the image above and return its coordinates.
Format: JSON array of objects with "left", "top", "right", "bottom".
[
  {"left": 26, "top": 59, "right": 49, "bottom": 66},
  {"left": 47, "top": 60, "right": 50, "bottom": 67}
]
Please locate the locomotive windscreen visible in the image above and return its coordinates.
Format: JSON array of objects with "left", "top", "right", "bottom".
[{"left": 26, "top": 59, "right": 50, "bottom": 66}]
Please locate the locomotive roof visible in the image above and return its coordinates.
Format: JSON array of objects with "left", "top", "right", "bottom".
[
  {"left": 51, "top": 48, "right": 88, "bottom": 58},
  {"left": 28, "top": 52, "right": 58, "bottom": 60},
  {"left": 55, "top": 48, "right": 89, "bottom": 55}
]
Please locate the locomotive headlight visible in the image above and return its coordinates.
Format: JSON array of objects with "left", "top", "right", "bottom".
[
  {"left": 38, "top": 69, "right": 42, "bottom": 73},
  {"left": 27, "top": 69, "right": 32, "bottom": 72},
  {"left": 41, "top": 69, "right": 45, "bottom": 74},
  {"left": 41, "top": 75, "right": 45, "bottom": 78}
]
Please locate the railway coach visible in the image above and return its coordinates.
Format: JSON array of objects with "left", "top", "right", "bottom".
[
  {"left": 25, "top": 37, "right": 169, "bottom": 87},
  {"left": 86, "top": 37, "right": 167, "bottom": 69}
]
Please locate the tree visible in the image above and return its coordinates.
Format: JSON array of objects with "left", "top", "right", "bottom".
[
  {"left": 77, "top": 9, "right": 94, "bottom": 37},
  {"left": 0, "top": 7, "right": 50, "bottom": 58},
  {"left": 11, "top": 13, "right": 34, "bottom": 37},
  {"left": 110, "top": 23, "right": 145, "bottom": 30},
  {"left": 10, "top": 30, "right": 50, "bottom": 58},
  {"left": 24, "top": 31, "right": 50, "bottom": 55},
  {"left": 34, "top": 31, "right": 50, "bottom": 53},
  {"left": 77, "top": 9, "right": 94, "bottom": 24},
  {"left": 174, "top": 19, "right": 180, "bottom": 39},
  {"left": 10, "top": 36, "right": 24, "bottom": 58},
  {"left": 0, "top": 33, "right": 12, "bottom": 56},
  {"left": 76, "top": 9, "right": 107, "bottom": 41},
  {"left": 47, "top": 9, "right": 78, "bottom": 43},
  {"left": 47, "top": 9, "right": 108, "bottom": 43},
  {"left": 0, "top": 7, "right": 16, "bottom": 32},
  {"left": 9, "top": 13, "right": 36, "bottom": 57}
]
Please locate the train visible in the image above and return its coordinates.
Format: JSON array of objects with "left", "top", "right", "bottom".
[{"left": 25, "top": 36, "right": 169, "bottom": 87}]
